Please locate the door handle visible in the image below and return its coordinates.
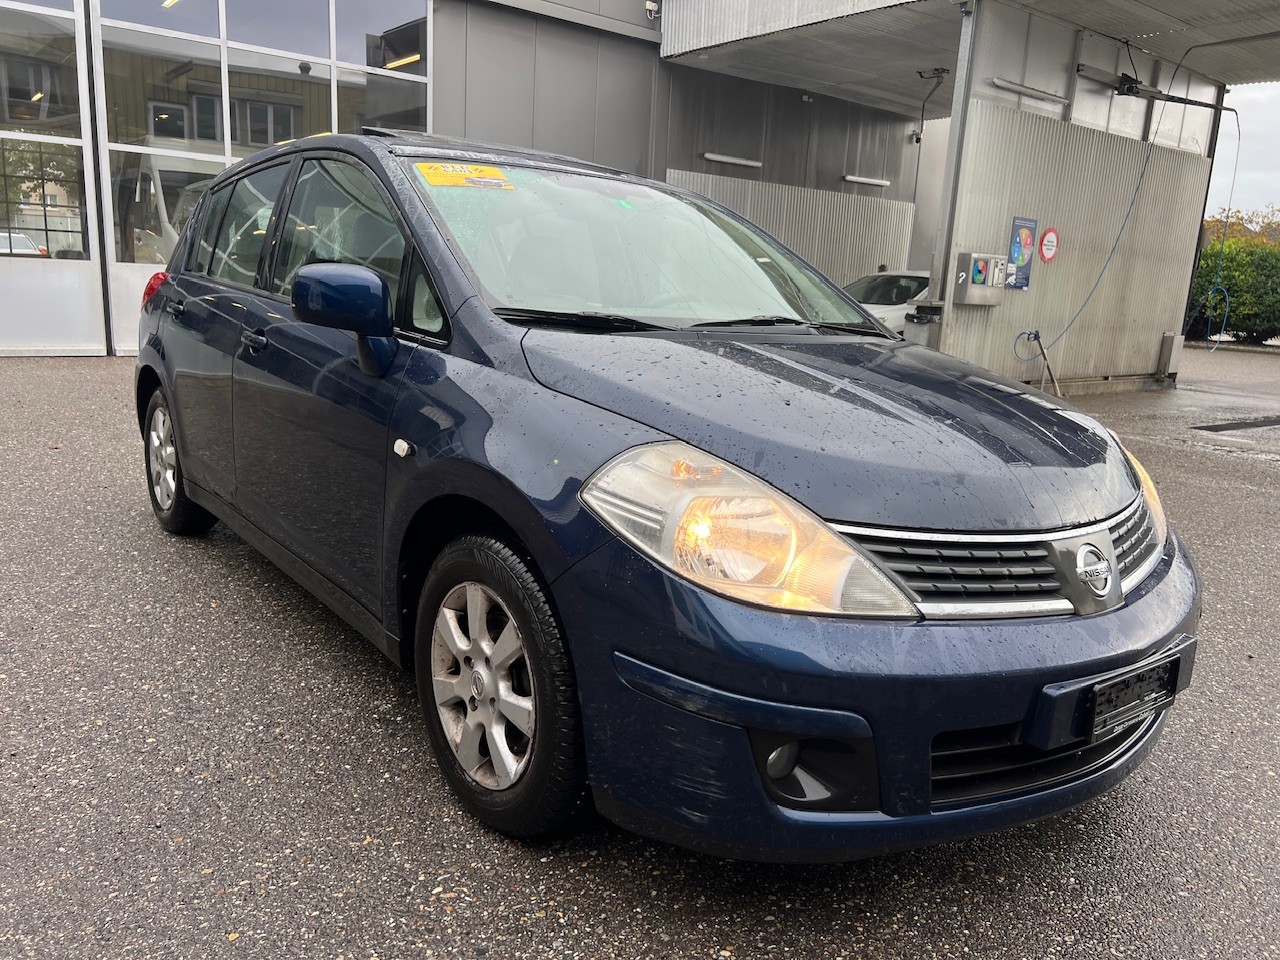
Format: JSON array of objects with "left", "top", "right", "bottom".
[
  {"left": 165, "top": 299, "right": 185, "bottom": 317},
  {"left": 241, "top": 328, "right": 269, "bottom": 351}
]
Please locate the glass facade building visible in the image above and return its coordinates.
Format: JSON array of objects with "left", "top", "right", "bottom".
[{"left": 0, "top": 0, "right": 429, "bottom": 352}]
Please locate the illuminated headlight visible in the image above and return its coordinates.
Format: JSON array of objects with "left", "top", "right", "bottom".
[
  {"left": 1122, "top": 446, "right": 1169, "bottom": 551},
  {"left": 580, "top": 441, "right": 918, "bottom": 617}
]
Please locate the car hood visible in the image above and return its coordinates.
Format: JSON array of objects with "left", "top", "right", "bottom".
[{"left": 521, "top": 331, "right": 1138, "bottom": 531}]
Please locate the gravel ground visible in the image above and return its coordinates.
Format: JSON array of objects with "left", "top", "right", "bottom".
[{"left": 1, "top": 351, "right": 1277, "bottom": 960}]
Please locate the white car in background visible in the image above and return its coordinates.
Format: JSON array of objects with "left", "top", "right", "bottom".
[
  {"left": 843, "top": 270, "right": 930, "bottom": 334},
  {"left": 0, "top": 231, "right": 46, "bottom": 257}
]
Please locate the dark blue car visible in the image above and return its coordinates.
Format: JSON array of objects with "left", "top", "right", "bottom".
[{"left": 135, "top": 131, "right": 1200, "bottom": 862}]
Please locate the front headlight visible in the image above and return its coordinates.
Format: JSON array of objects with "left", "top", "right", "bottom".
[
  {"left": 1122, "top": 446, "right": 1168, "bottom": 550},
  {"left": 580, "top": 441, "right": 918, "bottom": 617}
]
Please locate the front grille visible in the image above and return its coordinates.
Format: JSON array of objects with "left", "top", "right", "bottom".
[
  {"left": 853, "top": 538, "right": 1062, "bottom": 602},
  {"left": 1110, "top": 498, "right": 1159, "bottom": 579},
  {"left": 930, "top": 715, "right": 1155, "bottom": 809},
  {"left": 834, "top": 496, "right": 1165, "bottom": 618}
]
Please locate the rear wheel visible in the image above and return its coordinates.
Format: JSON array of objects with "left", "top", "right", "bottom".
[
  {"left": 143, "top": 388, "right": 216, "bottom": 536},
  {"left": 415, "top": 534, "right": 586, "bottom": 839}
]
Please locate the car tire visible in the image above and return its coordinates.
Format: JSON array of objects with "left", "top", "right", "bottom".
[
  {"left": 415, "top": 534, "right": 586, "bottom": 839},
  {"left": 143, "top": 388, "right": 217, "bottom": 536}
]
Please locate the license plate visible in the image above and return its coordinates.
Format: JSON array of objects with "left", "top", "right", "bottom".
[{"left": 1086, "top": 654, "right": 1181, "bottom": 741}]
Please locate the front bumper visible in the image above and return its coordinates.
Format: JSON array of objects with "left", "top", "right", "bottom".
[{"left": 551, "top": 528, "right": 1201, "bottom": 862}]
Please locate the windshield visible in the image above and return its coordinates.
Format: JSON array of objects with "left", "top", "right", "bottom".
[
  {"left": 405, "top": 159, "right": 882, "bottom": 330},
  {"left": 844, "top": 274, "right": 929, "bottom": 306}
]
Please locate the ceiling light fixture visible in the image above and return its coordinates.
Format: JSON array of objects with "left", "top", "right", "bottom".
[
  {"left": 162, "top": 0, "right": 181, "bottom": 8},
  {"left": 383, "top": 52, "right": 422, "bottom": 70}
]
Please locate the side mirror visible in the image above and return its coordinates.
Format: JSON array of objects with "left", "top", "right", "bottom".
[{"left": 292, "top": 262, "right": 394, "bottom": 338}]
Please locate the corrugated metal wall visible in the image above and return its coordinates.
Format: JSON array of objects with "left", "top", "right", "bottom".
[
  {"left": 970, "top": 0, "right": 1217, "bottom": 155},
  {"left": 432, "top": 0, "right": 663, "bottom": 176},
  {"left": 666, "top": 66, "right": 918, "bottom": 205},
  {"left": 661, "top": 0, "right": 906, "bottom": 57},
  {"left": 941, "top": 98, "right": 1210, "bottom": 383},
  {"left": 668, "top": 169, "right": 914, "bottom": 287}
]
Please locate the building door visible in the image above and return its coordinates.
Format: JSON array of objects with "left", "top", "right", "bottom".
[
  {"left": 0, "top": 3, "right": 104, "bottom": 355},
  {"left": 0, "top": 0, "right": 430, "bottom": 356}
]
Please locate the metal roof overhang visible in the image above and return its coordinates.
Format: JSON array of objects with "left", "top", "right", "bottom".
[
  {"left": 662, "top": 0, "right": 1280, "bottom": 120},
  {"left": 664, "top": 0, "right": 963, "bottom": 120},
  {"left": 1019, "top": 0, "right": 1280, "bottom": 84}
]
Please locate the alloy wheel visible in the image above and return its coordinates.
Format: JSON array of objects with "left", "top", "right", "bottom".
[
  {"left": 149, "top": 406, "right": 177, "bottom": 511},
  {"left": 430, "top": 581, "right": 536, "bottom": 790}
]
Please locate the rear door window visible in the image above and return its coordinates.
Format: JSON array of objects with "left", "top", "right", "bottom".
[
  {"left": 191, "top": 184, "right": 232, "bottom": 274},
  {"left": 207, "top": 164, "right": 289, "bottom": 289}
]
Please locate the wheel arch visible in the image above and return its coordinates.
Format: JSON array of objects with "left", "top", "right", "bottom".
[
  {"left": 389, "top": 463, "right": 601, "bottom": 671},
  {"left": 135, "top": 363, "right": 163, "bottom": 435}
]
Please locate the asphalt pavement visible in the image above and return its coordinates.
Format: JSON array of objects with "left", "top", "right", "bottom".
[{"left": 1, "top": 348, "right": 1277, "bottom": 959}]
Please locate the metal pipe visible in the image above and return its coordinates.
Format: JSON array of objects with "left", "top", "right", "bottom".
[
  {"left": 931, "top": 0, "right": 980, "bottom": 319},
  {"left": 911, "top": 69, "right": 947, "bottom": 204},
  {"left": 1036, "top": 335, "right": 1062, "bottom": 398}
]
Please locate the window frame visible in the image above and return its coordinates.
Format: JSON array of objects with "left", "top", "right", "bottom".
[
  {"left": 236, "top": 99, "right": 295, "bottom": 148},
  {"left": 0, "top": 139, "right": 88, "bottom": 259},
  {"left": 1, "top": 54, "right": 67, "bottom": 124},
  {"left": 183, "top": 184, "right": 224, "bottom": 273},
  {"left": 196, "top": 157, "right": 298, "bottom": 297},
  {"left": 147, "top": 100, "right": 189, "bottom": 141},
  {"left": 398, "top": 251, "right": 451, "bottom": 346},
  {"left": 191, "top": 93, "right": 222, "bottom": 143},
  {"left": 261, "top": 149, "right": 446, "bottom": 342}
]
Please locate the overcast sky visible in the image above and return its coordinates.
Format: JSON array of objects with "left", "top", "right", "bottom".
[{"left": 1204, "top": 81, "right": 1279, "bottom": 215}]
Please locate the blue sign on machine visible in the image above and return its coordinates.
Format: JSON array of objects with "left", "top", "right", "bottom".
[{"left": 1007, "top": 216, "right": 1038, "bottom": 290}]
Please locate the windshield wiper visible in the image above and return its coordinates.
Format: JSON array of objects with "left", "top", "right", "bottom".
[
  {"left": 689, "top": 315, "right": 809, "bottom": 328},
  {"left": 806, "top": 321, "right": 897, "bottom": 338},
  {"left": 691, "top": 315, "right": 894, "bottom": 338},
  {"left": 494, "top": 307, "right": 669, "bottom": 332}
]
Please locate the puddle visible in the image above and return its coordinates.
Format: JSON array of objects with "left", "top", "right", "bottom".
[{"left": 1192, "top": 415, "right": 1280, "bottom": 433}]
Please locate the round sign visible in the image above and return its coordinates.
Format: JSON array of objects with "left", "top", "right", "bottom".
[{"left": 1039, "top": 227, "right": 1060, "bottom": 263}]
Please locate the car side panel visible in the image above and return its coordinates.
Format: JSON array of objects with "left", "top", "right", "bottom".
[
  {"left": 160, "top": 271, "right": 247, "bottom": 498},
  {"left": 381, "top": 326, "right": 669, "bottom": 641},
  {"left": 233, "top": 289, "right": 414, "bottom": 614}
]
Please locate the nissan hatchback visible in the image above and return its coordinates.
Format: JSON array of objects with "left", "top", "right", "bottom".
[{"left": 135, "top": 132, "right": 1200, "bottom": 862}]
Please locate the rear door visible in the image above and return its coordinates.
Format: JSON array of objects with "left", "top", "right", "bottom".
[
  {"left": 232, "top": 153, "right": 413, "bottom": 613},
  {"left": 165, "top": 162, "right": 292, "bottom": 500}
]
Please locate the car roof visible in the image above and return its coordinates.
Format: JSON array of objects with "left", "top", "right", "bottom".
[
  {"left": 223, "top": 128, "right": 641, "bottom": 185},
  {"left": 362, "top": 128, "right": 636, "bottom": 177}
]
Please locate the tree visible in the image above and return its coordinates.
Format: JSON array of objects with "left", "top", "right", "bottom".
[
  {"left": 1203, "top": 205, "right": 1280, "bottom": 244},
  {"left": 1188, "top": 237, "right": 1280, "bottom": 345}
]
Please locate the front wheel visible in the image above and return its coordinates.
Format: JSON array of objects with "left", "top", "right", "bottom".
[
  {"left": 414, "top": 535, "right": 586, "bottom": 839},
  {"left": 143, "top": 388, "right": 217, "bottom": 536}
]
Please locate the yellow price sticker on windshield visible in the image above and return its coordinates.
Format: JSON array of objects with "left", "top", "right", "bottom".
[{"left": 416, "top": 162, "right": 514, "bottom": 190}]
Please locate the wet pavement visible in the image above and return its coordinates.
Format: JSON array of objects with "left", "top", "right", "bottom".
[{"left": 1, "top": 348, "right": 1277, "bottom": 959}]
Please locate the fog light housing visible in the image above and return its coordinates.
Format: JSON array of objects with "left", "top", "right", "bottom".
[
  {"left": 749, "top": 730, "right": 880, "bottom": 811},
  {"left": 765, "top": 742, "right": 801, "bottom": 779}
]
